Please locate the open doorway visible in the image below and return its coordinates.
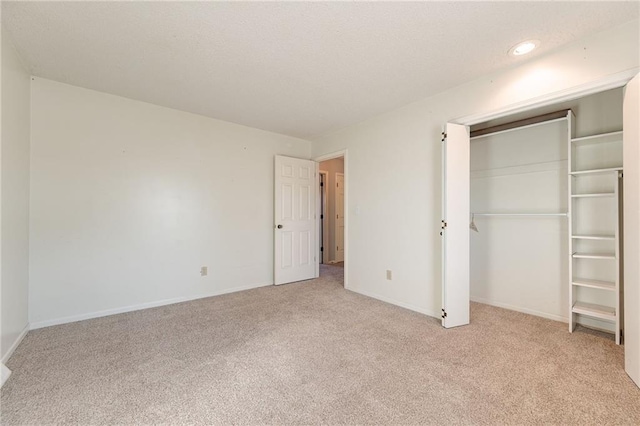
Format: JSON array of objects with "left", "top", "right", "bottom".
[
  {"left": 316, "top": 152, "right": 347, "bottom": 285},
  {"left": 319, "top": 156, "right": 344, "bottom": 267}
]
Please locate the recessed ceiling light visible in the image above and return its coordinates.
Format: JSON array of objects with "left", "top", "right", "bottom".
[{"left": 509, "top": 40, "right": 540, "bottom": 56}]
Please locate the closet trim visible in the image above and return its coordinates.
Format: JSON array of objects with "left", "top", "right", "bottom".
[{"left": 453, "top": 68, "right": 637, "bottom": 127}]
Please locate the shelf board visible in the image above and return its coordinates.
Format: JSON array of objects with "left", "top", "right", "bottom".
[
  {"left": 570, "top": 167, "right": 622, "bottom": 176},
  {"left": 572, "top": 278, "right": 616, "bottom": 291},
  {"left": 571, "top": 193, "right": 615, "bottom": 198},
  {"left": 473, "top": 213, "right": 567, "bottom": 217},
  {"left": 571, "top": 234, "right": 615, "bottom": 240},
  {"left": 572, "top": 252, "right": 616, "bottom": 260},
  {"left": 572, "top": 301, "right": 616, "bottom": 322},
  {"left": 571, "top": 131, "right": 623, "bottom": 145}
]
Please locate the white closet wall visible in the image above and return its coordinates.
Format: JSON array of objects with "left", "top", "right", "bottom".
[
  {"left": 470, "top": 89, "right": 623, "bottom": 323},
  {"left": 470, "top": 121, "right": 568, "bottom": 320}
]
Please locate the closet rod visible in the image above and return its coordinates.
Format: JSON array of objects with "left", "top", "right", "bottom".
[
  {"left": 470, "top": 109, "right": 570, "bottom": 140},
  {"left": 473, "top": 213, "right": 568, "bottom": 217}
]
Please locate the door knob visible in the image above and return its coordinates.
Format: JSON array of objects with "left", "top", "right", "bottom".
[{"left": 277, "top": 224, "right": 283, "bottom": 229}]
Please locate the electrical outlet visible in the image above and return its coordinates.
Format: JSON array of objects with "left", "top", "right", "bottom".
[
  {"left": 200, "top": 266, "right": 208, "bottom": 276},
  {"left": 386, "top": 270, "right": 392, "bottom": 280}
]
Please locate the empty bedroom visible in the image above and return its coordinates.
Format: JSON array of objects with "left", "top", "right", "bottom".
[{"left": 1, "top": 1, "right": 639, "bottom": 424}]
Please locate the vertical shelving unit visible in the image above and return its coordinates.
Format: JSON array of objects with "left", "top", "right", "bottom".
[{"left": 568, "top": 127, "right": 623, "bottom": 344}]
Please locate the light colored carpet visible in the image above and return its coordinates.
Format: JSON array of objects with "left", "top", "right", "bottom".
[{"left": 2, "top": 264, "right": 639, "bottom": 425}]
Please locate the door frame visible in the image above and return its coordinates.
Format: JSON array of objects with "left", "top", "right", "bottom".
[
  {"left": 319, "top": 170, "right": 328, "bottom": 264},
  {"left": 315, "top": 150, "right": 349, "bottom": 288},
  {"left": 335, "top": 172, "right": 345, "bottom": 262}
]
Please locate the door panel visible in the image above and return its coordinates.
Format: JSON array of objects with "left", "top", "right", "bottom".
[
  {"left": 624, "top": 73, "right": 640, "bottom": 387},
  {"left": 275, "top": 155, "right": 317, "bottom": 285},
  {"left": 281, "top": 231, "right": 293, "bottom": 268},
  {"left": 442, "top": 123, "right": 470, "bottom": 328}
]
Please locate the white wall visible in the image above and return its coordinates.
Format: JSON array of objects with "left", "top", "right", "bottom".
[
  {"left": 312, "top": 20, "right": 639, "bottom": 318},
  {"left": 29, "top": 78, "right": 311, "bottom": 328},
  {"left": 319, "top": 157, "right": 344, "bottom": 263},
  {"left": 1, "top": 29, "right": 31, "bottom": 361}
]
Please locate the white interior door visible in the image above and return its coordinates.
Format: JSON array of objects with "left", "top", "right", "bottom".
[
  {"left": 274, "top": 155, "right": 317, "bottom": 285},
  {"left": 442, "top": 123, "right": 470, "bottom": 328},
  {"left": 624, "top": 73, "right": 640, "bottom": 388},
  {"left": 335, "top": 173, "right": 345, "bottom": 262}
]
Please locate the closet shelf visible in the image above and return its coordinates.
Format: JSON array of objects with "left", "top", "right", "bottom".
[
  {"left": 571, "top": 193, "right": 615, "bottom": 198},
  {"left": 472, "top": 212, "right": 567, "bottom": 217},
  {"left": 569, "top": 167, "right": 622, "bottom": 176},
  {"left": 572, "top": 301, "right": 616, "bottom": 322},
  {"left": 571, "top": 235, "right": 615, "bottom": 240},
  {"left": 571, "top": 131, "right": 623, "bottom": 145},
  {"left": 568, "top": 120, "right": 622, "bottom": 345},
  {"left": 572, "top": 278, "right": 615, "bottom": 291},
  {"left": 572, "top": 252, "right": 616, "bottom": 260}
]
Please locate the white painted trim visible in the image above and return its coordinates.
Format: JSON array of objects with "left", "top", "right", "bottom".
[
  {"left": 318, "top": 170, "right": 328, "bottom": 265},
  {"left": 470, "top": 296, "right": 567, "bottom": 323},
  {"left": 314, "top": 149, "right": 348, "bottom": 288},
  {"left": 314, "top": 161, "right": 320, "bottom": 278},
  {"left": 454, "top": 68, "right": 638, "bottom": 126},
  {"left": 1, "top": 323, "right": 30, "bottom": 364},
  {"left": 1, "top": 364, "right": 11, "bottom": 388},
  {"left": 30, "top": 282, "right": 272, "bottom": 330},
  {"left": 334, "top": 171, "right": 345, "bottom": 263},
  {"left": 314, "top": 149, "right": 346, "bottom": 163},
  {"left": 349, "top": 287, "right": 439, "bottom": 320}
]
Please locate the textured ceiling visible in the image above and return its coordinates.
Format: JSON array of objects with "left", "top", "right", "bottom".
[{"left": 2, "top": 2, "right": 638, "bottom": 139}]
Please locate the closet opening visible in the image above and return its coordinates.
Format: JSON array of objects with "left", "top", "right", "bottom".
[{"left": 467, "top": 88, "right": 624, "bottom": 343}]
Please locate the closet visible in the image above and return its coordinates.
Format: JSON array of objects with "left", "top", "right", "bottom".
[{"left": 467, "top": 88, "right": 624, "bottom": 342}]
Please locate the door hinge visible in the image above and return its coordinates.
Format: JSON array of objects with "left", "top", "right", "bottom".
[
  {"left": 320, "top": 182, "right": 324, "bottom": 187},
  {"left": 441, "top": 309, "right": 447, "bottom": 319},
  {"left": 321, "top": 214, "right": 324, "bottom": 219},
  {"left": 321, "top": 246, "right": 324, "bottom": 252},
  {"left": 337, "top": 214, "right": 339, "bottom": 219},
  {"left": 441, "top": 132, "right": 447, "bottom": 141},
  {"left": 337, "top": 246, "right": 339, "bottom": 250},
  {"left": 441, "top": 220, "right": 447, "bottom": 229}
]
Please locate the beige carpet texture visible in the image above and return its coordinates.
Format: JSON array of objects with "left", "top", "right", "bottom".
[{"left": 2, "top": 264, "right": 639, "bottom": 425}]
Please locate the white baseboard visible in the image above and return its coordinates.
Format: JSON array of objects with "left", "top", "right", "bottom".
[
  {"left": 347, "top": 287, "right": 439, "bottom": 320},
  {"left": 30, "top": 282, "right": 272, "bottom": 330},
  {"left": 470, "top": 296, "right": 568, "bottom": 323},
  {"left": 1, "top": 363, "right": 11, "bottom": 388},
  {"left": 1, "top": 323, "right": 30, "bottom": 364}
]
